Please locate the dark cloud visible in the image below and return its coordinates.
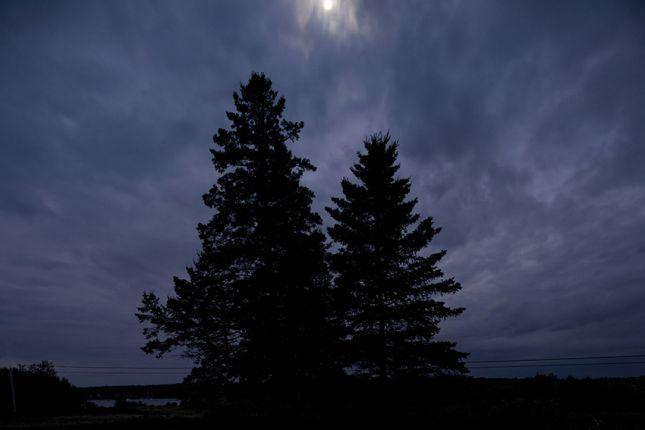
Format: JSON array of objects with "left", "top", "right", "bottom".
[{"left": 1, "top": 0, "right": 644, "bottom": 384}]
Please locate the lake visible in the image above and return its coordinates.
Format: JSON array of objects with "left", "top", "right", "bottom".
[{"left": 88, "top": 398, "right": 180, "bottom": 407}]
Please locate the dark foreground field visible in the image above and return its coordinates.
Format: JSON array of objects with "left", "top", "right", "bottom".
[{"left": 2, "top": 376, "right": 645, "bottom": 429}]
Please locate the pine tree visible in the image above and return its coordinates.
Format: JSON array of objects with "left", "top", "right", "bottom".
[
  {"left": 137, "top": 73, "right": 335, "bottom": 387},
  {"left": 326, "top": 133, "right": 467, "bottom": 379}
]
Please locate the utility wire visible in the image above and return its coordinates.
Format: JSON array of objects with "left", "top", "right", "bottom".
[
  {"left": 47, "top": 353, "right": 645, "bottom": 374},
  {"left": 54, "top": 354, "right": 645, "bottom": 369},
  {"left": 55, "top": 361, "right": 645, "bottom": 375},
  {"left": 55, "top": 365, "right": 192, "bottom": 370},
  {"left": 57, "top": 371, "right": 189, "bottom": 375},
  {"left": 56, "top": 361, "right": 645, "bottom": 373},
  {"left": 469, "top": 361, "right": 645, "bottom": 369},
  {"left": 466, "top": 353, "right": 645, "bottom": 364}
]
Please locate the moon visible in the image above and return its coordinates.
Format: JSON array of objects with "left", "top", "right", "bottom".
[{"left": 322, "top": 0, "right": 334, "bottom": 11}]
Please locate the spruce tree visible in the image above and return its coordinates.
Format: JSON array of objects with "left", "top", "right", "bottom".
[
  {"left": 137, "top": 73, "right": 334, "bottom": 387},
  {"left": 326, "top": 133, "right": 467, "bottom": 379}
]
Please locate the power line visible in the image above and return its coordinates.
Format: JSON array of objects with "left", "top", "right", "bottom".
[
  {"left": 466, "top": 353, "right": 645, "bottom": 364},
  {"left": 57, "top": 371, "right": 188, "bottom": 375},
  {"left": 44, "top": 353, "right": 645, "bottom": 375},
  {"left": 50, "top": 354, "right": 645, "bottom": 370},
  {"left": 55, "top": 365, "right": 192, "bottom": 370},
  {"left": 55, "top": 361, "right": 645, "bottom": 374},
  {"left": 469, "top": 361, "right": 645, "bottom": 369}
]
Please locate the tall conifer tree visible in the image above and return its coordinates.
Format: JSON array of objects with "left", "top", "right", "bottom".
[
  {"left": 326, "top": 133, "right": 467, "bottom": 379},
  {"left": 137, "top": 73, "right": 334, "bottom": 386}
]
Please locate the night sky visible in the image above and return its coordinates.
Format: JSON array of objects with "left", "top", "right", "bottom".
[{"left": 1, "top": 0, "right": 645, "bottom": 386}]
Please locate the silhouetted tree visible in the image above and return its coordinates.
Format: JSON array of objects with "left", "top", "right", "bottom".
[
  {"left": 18, "top": 361, "right": 57, "bottom": 378},
  {"left": 0, "top": 361, "right": 81, "bottom": 419},
  {"left": 326, "top": 133, "right": 467, "bottom": 379},
  {"left": 137, "top": 73, "right": 336, "bottom": 389}
]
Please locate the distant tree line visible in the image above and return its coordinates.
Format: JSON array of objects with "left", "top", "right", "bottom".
[
  {"left": 136, "top": 73, "right": 467, "bottom": 408},
  {"left": 0, "top": 361, "right": 81, "bottom": 420}
]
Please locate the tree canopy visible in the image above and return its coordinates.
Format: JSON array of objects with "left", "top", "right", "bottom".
[
  {"left": 326, "top": 133, "right": 467, "bottom": 378},
  {"left": 137, "top": 73, "right": 335, "bottom": 386},
  {"left": 138, "top": 75, "right": 466, "bottom": 392}
]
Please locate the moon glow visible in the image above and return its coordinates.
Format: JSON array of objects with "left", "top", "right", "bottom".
[{"left": 323, "top": 0, "right": 335, "bottom": 11}]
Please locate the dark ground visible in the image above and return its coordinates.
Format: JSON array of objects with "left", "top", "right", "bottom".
[{"left": 2, "top": 376, "right": 645, "bottom": 429}]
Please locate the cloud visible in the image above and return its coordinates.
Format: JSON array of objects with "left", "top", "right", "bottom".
[{"left": 1, "top": 0, "right": 644, "bottom": 383}]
